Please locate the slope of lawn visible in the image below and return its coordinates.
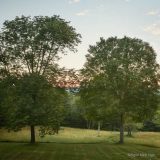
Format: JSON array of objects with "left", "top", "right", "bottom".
[
  {"left": 0, "top": 127, "right": 160, "bottom": 160},
  {"left": 0, "top": 127, "right": 118, "bottom": 143}
]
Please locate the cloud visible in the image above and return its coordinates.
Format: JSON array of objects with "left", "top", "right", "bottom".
[
  {"left": 144, "top": 23, "right": 160, "bottom": 36},
  {"left": 69, "top": 0, "right": 80, "bottom": 4},
  {"left": 125, "top": 0, "right": 131, "bottom": 2},
  {"left": 76, "top": 10, "right": 89, "bottom": 16},
  {"left": 98, "top": 4, "right": 104, "bottom": 8},
  {"left": 147, "top": 10, "right": 159, "bottom": 16}
]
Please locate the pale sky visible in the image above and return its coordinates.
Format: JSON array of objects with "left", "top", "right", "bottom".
[{"left": 1, "top": 0, "right": 160, "bottom": 69}]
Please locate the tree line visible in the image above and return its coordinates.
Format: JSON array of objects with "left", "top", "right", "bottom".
[{"left": 0, "top": 15, "right": 159, "bottom": 144}]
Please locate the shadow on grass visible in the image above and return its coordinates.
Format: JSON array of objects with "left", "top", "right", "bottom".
[{"left": 0, "top": 140, "right": 108, "bottom": 144}]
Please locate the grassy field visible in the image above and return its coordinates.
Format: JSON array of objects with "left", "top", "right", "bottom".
[{"left": 0, "top": 127, "right": 160, "bottom": 160}]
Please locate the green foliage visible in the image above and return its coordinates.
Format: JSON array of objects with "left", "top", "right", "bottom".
[
  {"left": 141, "top": 108, "right": 160, "bottom": 132},
  {"left": 81, "top": 36, "right": 159, "bottom": 143},
  {"left": 142, "top": 121, "right": 160, "bottom": 132},
  {"left": 0, "top": 15, "right": 81, "bottom": 75},
  {"left": 63, "top": 94, "right": 86, "bottom": 128},
  {"left": 83, "top": 36, "right": 159, "bottom": 120},
  {"left": 0, "top": 15, "right": 81, "bottom": 141},
  {"left": 79, "top": 76, "right": 115, "bottom": 123},
  {"left": 2, "top": 73, "right": 67, "bottom": 137},
  {"left": 153, "top": 109, "right": 160, "bottom": 125},
  {"left": 0, "top": 75, "right": 18, "bottom": 127}
]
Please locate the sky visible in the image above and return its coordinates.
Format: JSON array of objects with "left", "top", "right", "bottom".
[{"left": 0, "top": 0, "right": 160, "bottom": 69}]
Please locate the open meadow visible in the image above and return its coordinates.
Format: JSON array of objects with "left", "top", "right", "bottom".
[{"left": 0, "top": 127, "right": 160, "bottom": 160}]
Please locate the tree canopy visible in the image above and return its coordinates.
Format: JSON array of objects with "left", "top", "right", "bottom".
[
  {"left": 82, "top": 36, "right": 159, "bottom": 143},
  {"left": 2, "top": 73, "right": 67, "bottom": 142},
  {"left": 0, "top": 15, "right": 81, "bottom": 76}
]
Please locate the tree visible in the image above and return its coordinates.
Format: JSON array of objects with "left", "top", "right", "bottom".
[
  {"left": 2, "top": 73, "right": 67, "bottom": 143},
  {"left": 0, "top": 15, "right": 81, "bottom": 143},
  {"left": 82, "top": 37, "right": 159, "bottom": 143}
]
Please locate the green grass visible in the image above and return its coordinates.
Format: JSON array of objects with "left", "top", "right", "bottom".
[
  {"left": 0, "top": 127, "right": 160, "bottom": 160},
  {"left": 0, "top": 127, "right": 118, "bottom": 143}
]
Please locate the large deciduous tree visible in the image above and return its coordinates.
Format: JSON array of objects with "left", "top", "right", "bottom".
[
  {"left": 0, "top": 15, "right": 81, "bottom": 143},
  {"left": 82, "top": 36, "right": 159, "bottom": 143}
]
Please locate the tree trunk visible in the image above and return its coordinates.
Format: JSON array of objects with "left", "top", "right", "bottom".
[
  {"left": 88, "top": 120, "right": 91, "bottom": 129},
  {"left": 119, "top": 113, "right": 124, "bottom": 144},
  {"left": 127, "top": 126, "right": 132, "bottom": 137},
  {"left": 86, "top": 120, "right": 90, "bottom": 129},
  {"left": 91, "top": 121, "right": 95, "bottom": 129},
  {"left": 30, "top": 125, "right": 35, "bottom": 143},
  {"left": 129, "top": 129, "right": 132, "bottom": 136},
  {"left": 97, "top": 121, "right": 101, "bottom": 137},
  {"left": 127, "top": 126, "right": 130, "bottom": 136},
  {"left": 55, "top": 125, "right": 60, "bottom": 134}
]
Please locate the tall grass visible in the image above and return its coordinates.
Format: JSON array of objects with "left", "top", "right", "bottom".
[{"left": 0, "top": 127, "right": 159, "bottom": 147}]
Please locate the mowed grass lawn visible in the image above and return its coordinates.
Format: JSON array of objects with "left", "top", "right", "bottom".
[{"left": 0, "top": 127, "right": 160, "bottom": 160}]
